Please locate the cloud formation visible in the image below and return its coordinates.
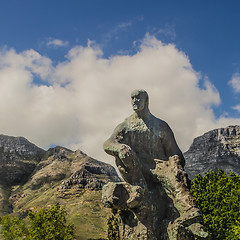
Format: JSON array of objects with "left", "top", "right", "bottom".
[
  {"left": 229, "top": 73, "right": 240, "bottom": 92},
  {"left": 233, "top": 105, "right": 240, "bottom": 112},
  {"left": 0, "top": 35, "right": 239, "bottom": 166},
  {"left": 228, "top": 73, "right": 240, "bottom": 112},
  {"left": 46, "top": 38, "right": 69, "bottom": 48}
]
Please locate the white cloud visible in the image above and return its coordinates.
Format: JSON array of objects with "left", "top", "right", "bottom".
[
  {"left": 46, "top": 38, "right": 69, "bottom": 48},
  {"left": 0, "top": 35, "right": 239, "bottom": 167},
  {"left": 233, "top": 105, "right": 240, "bottom": 112},
  {"left": 229, "top": 73, "right": 240, "bottom": 92},
  {"left": 228, "top": 73, "right": 240, "bottom": 112},
  {"left": 117, "top": 21, "right": 132, "bottom": 30},
  {"left": 155, "top": 24, "right": 176, "bottom": 40},
  {"left": 101, "top": 21, "right": 133, "bottom": 45}
]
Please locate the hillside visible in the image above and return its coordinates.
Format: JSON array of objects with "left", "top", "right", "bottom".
[{"left": 0, "top": 135, "right": 120, "bottom": 240}]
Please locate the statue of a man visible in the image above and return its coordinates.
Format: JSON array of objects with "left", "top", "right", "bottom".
[
  {"left": 103, "top": 89, "right": 209, "bottom": 240},
  {"left": 104, "top": 89, "right": 184, "bottom": 185}
]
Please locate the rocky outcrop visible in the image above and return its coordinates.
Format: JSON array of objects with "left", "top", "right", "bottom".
[
  {"left": 184, "top": 125, "right": 240, "bottom": 179},
  {"left": 28, "top": 146, "right": 120, "bottom": 191},
  {"left": 0, "top": 133, "right": 119, "bottom": 193},
  {"left": 0, "top": 135, "right": 45, "bottom": 215},
  {"left": 103, "top": 156, "right": 209, "bottom": 240},
  {"left": 0, "top": 134, "right": 120, "bottom": 222}
]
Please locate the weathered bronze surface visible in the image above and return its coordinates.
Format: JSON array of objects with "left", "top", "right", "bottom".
[{"left": 102, "top": 89, "right": 209, "bottom": 240}]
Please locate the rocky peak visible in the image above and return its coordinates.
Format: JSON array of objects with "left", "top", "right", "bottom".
[
  {"left": 30, "top": 146, "right": 120, "bottom": 191},
  {"left": 184, "top": 125, "right": 240, "bottom": 179},
  {"left": 0, "top": 134, "right": 45, "bottom": 156},
  {"left": 0, "top": 135, "right": 45, "bottom": 186}
]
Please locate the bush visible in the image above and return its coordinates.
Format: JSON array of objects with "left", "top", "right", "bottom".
[
  {"left": 0, "top": 215, "right": 28, "bottom": 239},
  {"left": 191, "top": 169, "right": 240, "bottom": 240},
  {"left": 0, "top": 204, "right": 74, "bottom": 240}
]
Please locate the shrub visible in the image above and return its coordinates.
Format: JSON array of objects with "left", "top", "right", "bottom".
[
  {"left": 0, "top": 215, "right": 28, "bottom": 240},
  {"left": 191, "top": 169, "right": 240, "bottom": 240},
  {"left": 0, "top": 204, "right": 74, "bottom": 240}
]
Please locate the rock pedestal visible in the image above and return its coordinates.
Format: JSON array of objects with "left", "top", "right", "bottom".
[{"left": 103, "top": 155, "right": 209, "bottom": 240}]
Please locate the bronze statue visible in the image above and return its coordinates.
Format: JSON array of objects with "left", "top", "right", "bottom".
[{"left": 102, "top": 89, "right": 209, "bottom": 240}]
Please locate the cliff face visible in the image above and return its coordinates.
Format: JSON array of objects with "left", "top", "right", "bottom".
[
  {"left": 184, "top": 125, "right": 240, "bottom": 179},
  {"left": 0, "top": 135, "right": 45, "bottom": 185}
]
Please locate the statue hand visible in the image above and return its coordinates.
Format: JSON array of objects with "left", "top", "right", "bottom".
[
  {"left": 118, "top": 144, "right": 140, "bottom": 169},
  {"left": 118, "top": 144, "right": 134, "bottom": 160}
]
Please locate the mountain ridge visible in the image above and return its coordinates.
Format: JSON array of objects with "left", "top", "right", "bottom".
[
  {"left": 0, "top": 134, "right": 120, "bottom": 240},
  {"left": 184, "top": 125, "right": 240, "bottom": 179}
]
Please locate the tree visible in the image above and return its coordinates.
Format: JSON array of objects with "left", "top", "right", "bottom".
[
  {"left": 0, "top": 215, "right": 28, "bottom": 240},
  {"left": 28, "top": 204, "right": 74, "bottom": 240},
  {"left": 0, "top": 204, "right": 74, "bottom": 240},
  {"left": 191, "top": 169, "right": 240, "bottom": 240},
  {"left": 232, "top": 220, "right": 240, "bottom": 238}
]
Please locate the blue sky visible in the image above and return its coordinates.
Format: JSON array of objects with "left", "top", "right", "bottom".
[
  {"left": 1, "top": 1, "right": 239, "bottom": 115},
  {"left": 0, "top": 1, "right": 240, "bottom": 162}
]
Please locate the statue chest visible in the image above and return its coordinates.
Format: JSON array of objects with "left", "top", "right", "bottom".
[
  {"left": 122, "top": 120, "right": 165, "bottom": 159},
  {"left": 125, "top": 119, "right": 162, "bottom": 140}
]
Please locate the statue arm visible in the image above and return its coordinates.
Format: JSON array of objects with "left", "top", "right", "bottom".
[
  {"left": 103, "top": 121, "right": 138, "bottom": 163},
  {"left": 103, "top": 122, "right": 146, "bottom": 186},
  {"left": 103, "top": 123, "right": 127, "bottom": 157},
  {"left": 163, "top": 124, "right": 185, "bottom": 167}
]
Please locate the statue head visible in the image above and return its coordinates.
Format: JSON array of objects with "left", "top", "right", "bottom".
[{"left": 131, "top": 89, "right": 149, "bottom": 112}]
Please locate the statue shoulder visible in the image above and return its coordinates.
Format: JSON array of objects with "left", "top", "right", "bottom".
[
  {"left": 112, "top": 117, "right": 130, "bottom": 134},
  {"left": 153, "top": 115, "right": 169, "bottom": 129},
  {"left": 162, "top": 120, "right": 172, "bottom": 131},
  {"left": 153, "top": 116, "right": 174, "bottom": 136}
]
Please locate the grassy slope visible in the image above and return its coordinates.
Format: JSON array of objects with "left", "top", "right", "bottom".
[
  {"left": 2, "top": 147, "right": 120, "bottom": 240},
  {"left": 10, "top": 182, "right": 111, "bottom": 240}
]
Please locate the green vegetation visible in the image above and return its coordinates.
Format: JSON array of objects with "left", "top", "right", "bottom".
[
  {"left": 0, "top": 204, "right": 74, "bottom": 240},
  {"left": 11, "top": 183, "right": 110, "bottom": 239},
  {"left": 191, "top": 169, "right": 240, "bottom": 240},
  {"left": 0, "top": 215, "right": 27, "bottom": 239},
  {"left": 105, "top": 170, "right": 240, "bottom": 240},
  {"left": 3, "top": 169, "right": 240, "bottom": 240},
  {"left": 107, "top": 210, "right": 120, "bottom": 240}
]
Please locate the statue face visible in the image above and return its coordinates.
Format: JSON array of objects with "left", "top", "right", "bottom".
[{"left": 131, "top": 92, "right": 146, "bottom": 112}]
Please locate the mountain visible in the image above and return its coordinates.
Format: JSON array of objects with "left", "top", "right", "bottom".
[
  {"left": 0, "top": 134, "right": 45, "bottom": 186},
  {"left": 184, "top": 125, "right": 240, "bottom": 179},
  {"left": 0, "top": 134, "right": 120, "bottom": 240}
]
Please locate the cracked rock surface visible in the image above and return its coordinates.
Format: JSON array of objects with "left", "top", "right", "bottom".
[{"left": 184, "top": 125, "right": 240, "bottom": 179}]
